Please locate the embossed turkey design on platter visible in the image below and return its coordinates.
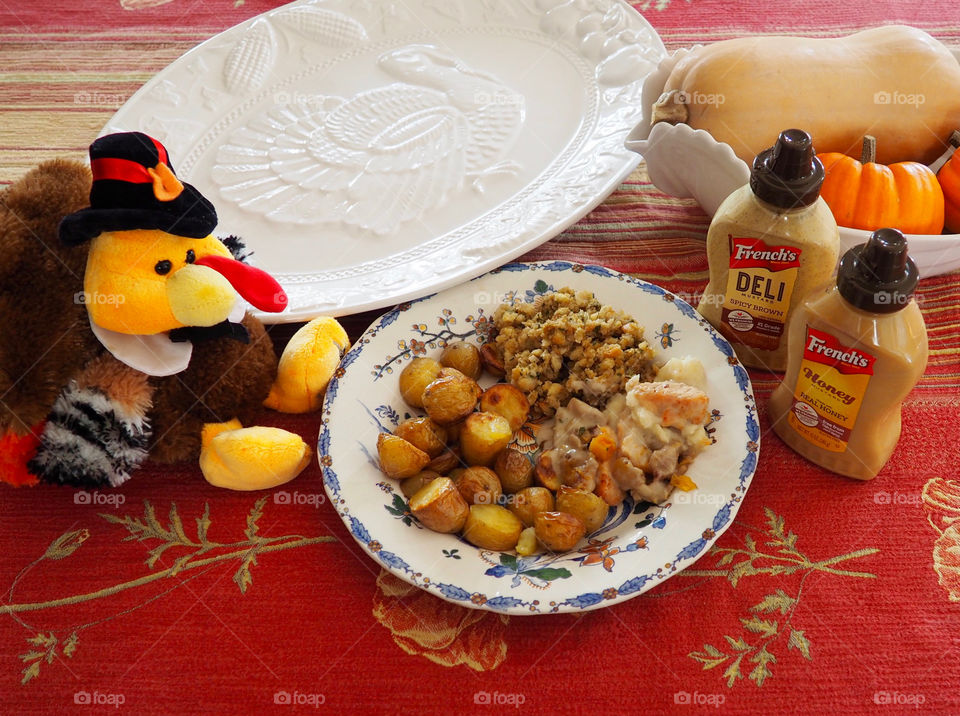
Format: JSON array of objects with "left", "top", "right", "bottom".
[{"left": 211, "top": 45, "right": 525, "bottom": 236}]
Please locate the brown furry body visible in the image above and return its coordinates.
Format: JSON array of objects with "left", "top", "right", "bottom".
[{"left": 0, "top": 160, "right": 277, "bottom": 464}]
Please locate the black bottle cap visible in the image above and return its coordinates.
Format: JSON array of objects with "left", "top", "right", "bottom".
[
  {"left": 749, "top": 129, "right": 825, "bottom": 209},
  {"left": 837, "top": 228, "right": 919, "bottom": 313}
]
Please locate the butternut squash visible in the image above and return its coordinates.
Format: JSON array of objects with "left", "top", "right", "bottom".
[{"left": 652, "top": 25, "right": 960, "bottom": 166}]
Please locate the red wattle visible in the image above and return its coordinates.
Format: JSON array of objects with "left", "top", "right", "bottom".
[{"left": 195, "top": 254, "right": 287, "bottom": 313}]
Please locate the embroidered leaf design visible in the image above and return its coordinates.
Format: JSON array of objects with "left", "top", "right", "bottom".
[
  {"left": 20, "top": 660, "right": 40, "bottom": 685},
  {"left": 196, "top": 503, "right": 212, "bottom": 545},
  {"left": 62, "top": 632, "right": 79, "bottom": 658},
  {"left": 683, "top": 505, "right": 878, "bottom": 690},
  {"left": 43, "top": 529, "right": 89, "bottom": 560},
  {"left": 724, "top": 635, "right": 752, "bottom": 652},
  {"left": 751, "top": 589, "right": 797, "bottom": 615},
  {"left": 690, "top": 643, "right": 728, "bottom": 670},
  {"left": 749, "top": 645, "right": 776, "bottom": 687},
  {"left": 244, "top": 498, "right": 267, "bottom": 541},
  {"left": 741, "top": 615, "right": 778, "bottom": 637},
  {"left": 764, "top": 507, "right": 799, "bottom": 554},
  {"left": 728, "top": 560, "right": 756, "bottom": 587},
  {"left": 233, "top": 546, "right": 260, "bottom": 594},
  {"left": 787, "top": 629, "right": 812, "bottom": 660},
  {"left": 19, "top": 632, "right": 68, "bottom": 684},
  {"left": 723, "top": 654, "right": 744, "bottom": 687},
  {"left": 716, "top": 549, "right": 738, "bottom": 566},
  {"left": 145, "top": 542, "right": 175, "bottom": 569},
  {"left": 168, "top": 503, "right": 190, "bottom": 545}
]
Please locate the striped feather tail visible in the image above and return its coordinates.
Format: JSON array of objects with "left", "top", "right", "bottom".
[
  {"left": 28, "top": 355, "right": 154, "bottom": 488},
  {"left": 28, "top": 383, "right": 151, "bottom": 488}
]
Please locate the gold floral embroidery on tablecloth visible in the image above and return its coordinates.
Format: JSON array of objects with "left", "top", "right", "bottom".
[
  {"left": 372, "top": 570, "right": 509, "bottom": 671},
  {"left": 4, "top": 499, "right": 335, "bottom": 684},
  {"left": 681, "top": 508, "right": 878, "bottom": 688},
  {"left": 922, "top": 477, "right": 960, "bottom": 602}
]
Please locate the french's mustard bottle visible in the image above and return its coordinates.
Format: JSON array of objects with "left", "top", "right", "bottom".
[
  {"left": 768, "top": 228, "right": 928, "bottom": 480},
  {"left": 698, "top": 129, "right": 839, "bottom": 371}
]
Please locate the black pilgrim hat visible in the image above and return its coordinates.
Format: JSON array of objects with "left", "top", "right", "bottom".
[{"left": 59, "top": 132, "right": 217, "bottom": 246}]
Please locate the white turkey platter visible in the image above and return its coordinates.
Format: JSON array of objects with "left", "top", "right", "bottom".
[{"left": 104, "top": 0, "right": 665, "bottom": 322}]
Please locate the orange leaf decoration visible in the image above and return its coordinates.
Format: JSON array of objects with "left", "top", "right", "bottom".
[
  {"left": 922, "top": 477, "right": 960, "bottom": 603},
  {"left": 372, "top": 570, "right": 509, "bottom": 671},
  {"left": 818, "top": 135, "right": 945, "bottom": 235},
  {"left": 933, "top": 524, "right": 960, "bottom": 603}
]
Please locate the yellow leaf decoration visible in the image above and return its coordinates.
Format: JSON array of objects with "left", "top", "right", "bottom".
[
  {"left": 684, "top": 508, "right": 877, "bottom": 689},
  {"left": 372, "top": 570, "right": 509, "bottom": 671}
]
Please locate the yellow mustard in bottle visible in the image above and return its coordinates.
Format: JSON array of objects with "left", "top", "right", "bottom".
[
  {"left": 698, "top": 128, "right": 839, "bottom": 371},
  {"left": 768, "top": 228, "right": 928, "bottom": 480}
]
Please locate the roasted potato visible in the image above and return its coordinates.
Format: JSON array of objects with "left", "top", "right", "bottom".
[
  {"left": 534, "top": 452, "right": 562, "bottom": 491},
  {"left": 395, "top": 417, "right": 446, "bottom": 458},
  {"left": 515, "top": 526, "right": 541, "bottom": 556},
  {"left": 534, "top": 511, "right": 586, "bottom": 552},
  {"left": 439, "top": 341, "right": 481, "bottom": 380},
  {"left": 400, "top": 470, "right": 440, "bottom": 499},
  {"left": 479, "top": 342, "right": 505, "bottom": 377},
  {"left": 460, "top": 411, "right": 512, "bottom": 466},
  {"left": 398, "top": 357, "right": 443, "bottom": 408},
  {"left": 421, "top": 368, "right": 481, "bottom": 425},
  {"left": 508, "top": 486, "right": 555, "bottom": 527},
  {"left": 377, "top": 433, "right": 430, "bottom": 479},
  {"left": 462, "top": 504, "right": 523, "bottom": 551},
  {"left": 409, "top": 477, "right": 469, "bottom": 533},
  {"left": 455, "top": 466, "right": 503, "bottom": 506},
  {"left": 479, "top": 383, "right": 530, "bottom": 433},
  {"left": 555, "top": 485, "right": 609, "bottom": 534},
  {"left": 426, "top": 446, "right": 462, "bottom": 475},
  {"left": 494, "top": 447, "right": 534, "bottom": 493}
]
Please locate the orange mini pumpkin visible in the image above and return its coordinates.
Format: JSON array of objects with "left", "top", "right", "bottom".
[
  {"left": 817, "top": 135, "right": 945, "bottom": 235},
  {"left": 934, "top": 131, "right": 960, "bottom": 233}
]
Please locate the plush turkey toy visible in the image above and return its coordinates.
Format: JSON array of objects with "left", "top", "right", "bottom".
[{"left": 0, "top": 132, "right": 348, "bottom": 490}]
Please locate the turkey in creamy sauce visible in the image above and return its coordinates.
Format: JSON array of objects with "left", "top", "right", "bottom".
[{"left": 539, "top": 372, "right": 712, "bottom": 506}]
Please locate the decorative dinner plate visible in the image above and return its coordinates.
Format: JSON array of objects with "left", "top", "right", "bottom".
[
  {"left": 320, "top": 262, "right": 759, "bottom": 615},
  {"left": 103, "top": 0, "right": 665, "bottom": 322}
]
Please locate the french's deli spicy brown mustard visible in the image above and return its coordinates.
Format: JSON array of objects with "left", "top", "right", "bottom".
[
  {"left": 698, "top": 129, "right": 840, "bottom": 371},
  {"left": 769, "top": 229, "right": 928, "bottom": 480}
]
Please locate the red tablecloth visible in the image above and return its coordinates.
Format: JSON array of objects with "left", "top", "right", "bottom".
[{"left": 2, "top": 2, "right": 959, "bottom": 714}]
